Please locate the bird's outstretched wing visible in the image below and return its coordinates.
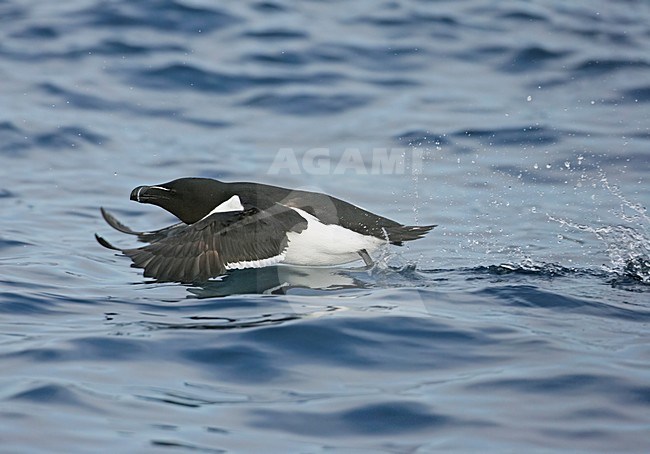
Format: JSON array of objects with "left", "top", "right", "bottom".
[
  {"left": 97, "top": 205, "right": 307, "bottom": 283},
  {"left": 100, "top": 207, "right": 184, "bottom": 243}
]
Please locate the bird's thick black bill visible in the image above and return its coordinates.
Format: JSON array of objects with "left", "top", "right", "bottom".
[{"left": 130, "top": 185, "right": 172, "bottom": 203}]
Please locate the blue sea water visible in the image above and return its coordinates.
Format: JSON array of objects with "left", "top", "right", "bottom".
[{"left": 1, "top": 0, "right": 649, "bottom": 452}]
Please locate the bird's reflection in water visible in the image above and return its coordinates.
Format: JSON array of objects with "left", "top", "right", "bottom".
[
  {"left": 130, "top": 264, "right": 429, "bottom": 332},
  {"left": 186, "top": 265, "right": 372, "bottom": 299},
  {"left": 132, "top": 266, "right": 370, "bottom": 332}
]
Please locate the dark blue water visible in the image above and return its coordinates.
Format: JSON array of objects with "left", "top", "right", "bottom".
[{"left": 1, "top": 0, "right": 649, "bottom": 452}]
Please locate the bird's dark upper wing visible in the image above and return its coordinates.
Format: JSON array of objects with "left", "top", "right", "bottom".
[
  {"left": 118, "top": 204, "right": 307, "bottom": 283},
  {"left": 100, "top": 207, "right": 184, "bottom": 243}
]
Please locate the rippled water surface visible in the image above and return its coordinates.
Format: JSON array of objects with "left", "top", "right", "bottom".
[{"left": 1, "top": 0, "right": 649, "bottom": 452}]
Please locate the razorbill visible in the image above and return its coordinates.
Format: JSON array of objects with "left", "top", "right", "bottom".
[{"left": 96, "top": 177, "right": 436, "bottom": 283}]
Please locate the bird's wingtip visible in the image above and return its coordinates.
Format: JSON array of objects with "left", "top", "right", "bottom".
[{"left": 95, "top": 233, "right": 121, "bottom": 251}]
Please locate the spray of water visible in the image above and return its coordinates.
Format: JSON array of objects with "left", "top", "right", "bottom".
[{"left": 548, "top": 173, "right": 650, "bottom": 284}]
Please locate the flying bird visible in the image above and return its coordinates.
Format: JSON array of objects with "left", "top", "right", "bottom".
[{"left": 96, "top": 178, "right": 436, "bottom": 283}]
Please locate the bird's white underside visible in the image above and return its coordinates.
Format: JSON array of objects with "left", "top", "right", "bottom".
[
  {"left": 283, "top": 207, "right": 384, "bottom": 266},
  {"left": 203, "top": 195, "right": 383, "bottom": 269}
]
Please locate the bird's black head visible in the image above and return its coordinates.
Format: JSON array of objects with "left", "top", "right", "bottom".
[{"left": 130, "top": 177, "right": 231, "bottom": 224}]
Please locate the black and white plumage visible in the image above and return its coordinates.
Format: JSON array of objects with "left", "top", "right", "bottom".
[{"left": 96, "top": 177, "right": 436, "bottom": 283}]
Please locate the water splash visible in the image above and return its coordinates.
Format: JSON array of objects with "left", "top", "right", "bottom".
[
  {"left": 493, "top": 257, "right": 575, "bottom": 276},
  {"left": 598, "top": 172, "right": 650, "bottom": 228},
  {"left": 558, "top": 222, "right": 650, "bottom": 284},
  {"left": 548, "top": 174, "right": 650, "bottom": 284}
]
